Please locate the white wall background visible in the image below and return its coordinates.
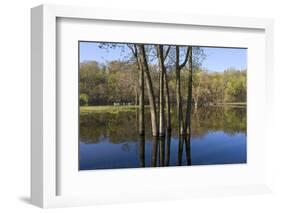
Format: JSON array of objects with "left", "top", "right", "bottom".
[{"left": 0, "top": 0, "right": 280, "bottom": 212}]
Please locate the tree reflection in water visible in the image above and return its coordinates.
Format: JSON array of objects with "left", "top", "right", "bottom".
[{"left": 79, "top": 106, "right": 246, "bottom": 170}]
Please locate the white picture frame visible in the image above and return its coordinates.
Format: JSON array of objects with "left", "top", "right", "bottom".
[{"left": 31, "top": 4, "right": 274, "bottom": 208}]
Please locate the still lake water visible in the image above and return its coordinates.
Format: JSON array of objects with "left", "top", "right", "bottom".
[{"left": 79, "top": 106, "right": 247, "bottom": 170}]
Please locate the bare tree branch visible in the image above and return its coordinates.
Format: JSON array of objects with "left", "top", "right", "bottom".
[
  {"left": 179, "top": 46, "right": 191, "bottom": 70},
  {"left": 164, "top": 46, "right": 171, "bottom": 61},
  {"left": 127, "top": 44, "right": 137, "bottom": 58}
]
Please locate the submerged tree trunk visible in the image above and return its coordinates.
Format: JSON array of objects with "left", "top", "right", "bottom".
[
  {"left": 163, "top": 46, "right": 171, "bottom": 132},
  {"left": 164, "top": 71, "right": 171, "bottom": 132},
  {"left": 184, "top": 47, "right": 193, "bottom": 135},
  {"left": 175, "top": 47, "right": 184, "bottom": 135},
  {"left": 156, "top": 45, "right": 166, "bottom": 137},
  {"left": 138, "top": 62, "right": 145, "bottom": 135},
  {"left": 175, "top": 46, "right": 191, "bottom": 136},
  {"left": 138, "top": 44, "right": 158, "bottom": 136}
]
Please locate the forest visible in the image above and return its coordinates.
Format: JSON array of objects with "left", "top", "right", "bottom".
[
  {"left": 80, "top": 60, "right": 246, "bottom": 107},
  {"left": 79, "top": 44, "right": 246, "bottom": 138}
]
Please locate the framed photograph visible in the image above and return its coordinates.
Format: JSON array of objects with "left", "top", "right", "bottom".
[{"left": 31, "top": 4, "right": 274, "bottom": 208}]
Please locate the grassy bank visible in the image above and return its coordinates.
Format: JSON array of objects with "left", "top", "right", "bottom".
[
  {"left": 80, "top": 103, "right": 246, "bottom": 114},
  {"left": 214, "top": 102, "right": 246, "bottom": 106},
  {"left": 80, "top": 105, "right": 141, "bottom": 114}
]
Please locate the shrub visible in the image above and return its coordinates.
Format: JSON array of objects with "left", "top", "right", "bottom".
[{"left": 80, "top": 93, "right": 89, "bottom": 106}]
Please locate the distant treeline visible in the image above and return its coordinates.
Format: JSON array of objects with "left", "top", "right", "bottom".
[{"left": 79, "top": 60, "right": 246, "bottom": 107}]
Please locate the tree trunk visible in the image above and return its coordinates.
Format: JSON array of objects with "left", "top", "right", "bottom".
[
  {"left": 175, "top": 47, "right": 184, "bottom": 135},
  {"left": 164, "top": 71, "right": 171, "bottom": 132},
  {"left": 128, "top": 44, "right": 145, "bottom": 136},
  {"left": 138, "top": 44, "right": 158, "bottom": 136},
  {"left": 135, "top": 88, "right": 138, "bottom": 106},
  {"left": 137, "top": 59, "right": 145, "bottom": 135},
  {"left": 185, "top": 47, "right": 193, "bottom": 135},
  {"left": 156, "top": 45, "right": 165, "bottom": 137}
]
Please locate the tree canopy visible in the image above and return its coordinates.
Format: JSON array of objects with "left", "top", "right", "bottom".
[{"left": 79, "top": 60, "right": 246, "bottom": 106}]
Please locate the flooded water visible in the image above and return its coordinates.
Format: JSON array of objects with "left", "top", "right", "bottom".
[{"left": 79, "top": 106, "right": 246, "bottom": 170}]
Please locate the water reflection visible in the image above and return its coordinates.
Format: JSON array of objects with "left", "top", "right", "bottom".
[
  {"left": 79, "top": 106, "right": 247, "bottom": 170},
  {"left": 185, "top": 133, "right": 192, "bottom": 166},
  {"left": 165, "top": 132, "right": 171, "bottom": 166},
  {"left": 137, "top": 132, "right": 191, "bottom": 168},
  {"left": 138, "top": 136, "right": 145, "bottom": 167},
  {"left": 151, "top": 137, "right": 158, "bottom": 167}
]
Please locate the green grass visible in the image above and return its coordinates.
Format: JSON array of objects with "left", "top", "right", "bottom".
[
  {"left": 80, "top": 105, "right": 141, "bottom": 114},
  {"left": 214, "top": 102, "right": 247, "bottom": 106},
  {"left": 227, "top": 102, "right": 246, "bottom": 105},
  {"left": 80, "top": 103, "right": 246, "bottom": 114}
]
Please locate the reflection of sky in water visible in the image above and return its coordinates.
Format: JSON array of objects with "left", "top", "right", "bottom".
[
  {"left": 190, "top": 131, "right": 246, "bottom": 165},
  {"left": 79, "top": 131, "right": 246, "bottom": 170},
  {"left": 79, "top": 107, "right": 247, "bottom": 170}
]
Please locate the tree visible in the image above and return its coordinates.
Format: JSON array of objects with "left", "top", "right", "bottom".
[
  {"left": 137, "top": 50, "right": 145, "bottom": 135},
  {"left": 175, "top": 46, "right": 190, "bottom": 135},
  {"left": 156, "top": 44, "right": 166, "bottom": 136},
  {"left": 80, "top": 93, "right": 89, "bottom": 106},
  {"left": 223, "top": 69, "right": 246, "bottom": 103},
  {"left": 184, "top": 47, "right": 193, "bottom": 135},
  {"left": 191, "top": 68, "right": 246, "bottom": 106},
  {"left": 79, "top": 61, "right": 108, "bottom": 105},
  {"left": 163, "top": 46, "right": 172, "bottom": 132},
  {"left": 138, "top": 44, "right": 158, "bottom": 136},
  {"left": 192, "top": 68, "right": 205, "bottom": 109},
  {"left": 127, "top": 44, "right": 145, "bottom": 135}
]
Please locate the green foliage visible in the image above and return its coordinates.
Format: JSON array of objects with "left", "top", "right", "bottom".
[
  {"left": 192, "top": 68, "right": 246, "bottom": 106},
  {"left": 80, "top": 93, "right": 89, "bottom": 106},
  {"left": 80, "top": 60, "right": 138, "bottom": 105},
  {"left": 79, "top": 59, "right": 246, "bottom": 106},
  {"left": 223, "top": 69, "right": 246, "bottom": 102}
]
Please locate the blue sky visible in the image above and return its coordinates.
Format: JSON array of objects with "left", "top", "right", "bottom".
[{"left": 79, "top": 42, "right": 247, "bottom": 72}]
